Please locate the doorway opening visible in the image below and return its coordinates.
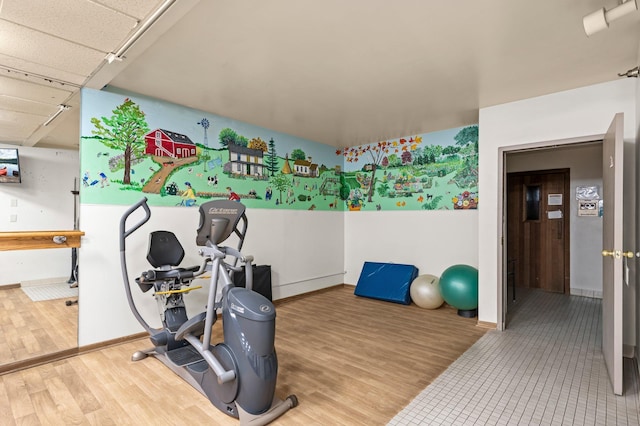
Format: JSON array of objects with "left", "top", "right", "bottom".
[{"left": 501, "top": 139, "right": 603, "bottom": 329}]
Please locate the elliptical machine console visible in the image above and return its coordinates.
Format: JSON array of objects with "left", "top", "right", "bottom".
[{"left": 120, "top": 198, "right": 297, "bottom": 425}]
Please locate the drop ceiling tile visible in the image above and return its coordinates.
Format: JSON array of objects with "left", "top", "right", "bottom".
[
  {"left": 0, "top": 94, "right": 57, "bottom": 116},
  {"left": 0, "top": 128, "right": 33, "bottom": 141},
  {"left": 94, "top": 0, "right": 166, "bottom": 20},
  {"left": 0, "top": 53, "right": 86, "bottom": 86},
  {"left": 0, "top": 109, "right": 46, "bottom": 140},
  {"left": 0, "top": 0, "right": 139, "bottom": 52},
  {"left": 0, "top": 20, "right": 106, "bottom": 76},
  {"left": 0, "top": 75, "right": 74, "bottom": 104},
  {"left": 38, "top": 109, "right": 80, "bottom": 149},
  {"left": 0, "top": 107, "right": 49, "bottom": 122}
]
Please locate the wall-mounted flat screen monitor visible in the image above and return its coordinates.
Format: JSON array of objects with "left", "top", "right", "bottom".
[{"left": 0, "top": 148, "right": 21, "bottom": 183}]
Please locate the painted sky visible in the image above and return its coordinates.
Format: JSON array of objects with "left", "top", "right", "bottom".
[
  {"left": 81, "top": 87, "right": 338, "bottom": 168},
  {"left": 81, "top": 87, "right": 476, "bottom": 175}
]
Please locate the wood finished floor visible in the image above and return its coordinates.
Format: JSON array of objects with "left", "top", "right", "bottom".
[
  {"left": 2, "top": 286, "right": 486, "bottom": 425},
  {"left": 0, "top": 287, "right": 77, "bottom": 366}
]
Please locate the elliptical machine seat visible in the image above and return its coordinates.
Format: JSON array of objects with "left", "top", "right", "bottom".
[
  {"left": 147, "top": 230, "right": 185, "bottom": 267},
  {"left": 134, "top": 230, "right": 199, "bottom": 292}
]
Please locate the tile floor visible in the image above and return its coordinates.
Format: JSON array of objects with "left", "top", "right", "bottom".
[{"left": 389, "top": 288, "right": 640, "bottom": 425}]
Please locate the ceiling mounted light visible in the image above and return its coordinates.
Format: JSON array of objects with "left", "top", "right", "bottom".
[
  {"left": 43, "top": 105, "right": 71, "bottom": 127},
  {"left": 105, "top": 53, "right": 123, "bottom": 64},
  {"left": 106, "top": 0, "right": 176, "bottom": 63},
  {"left": 583, "top": 0, "right": 638, "bottom": 36},
  {"left": 618, "top": 66, "right": 640, "bottom": 77}
]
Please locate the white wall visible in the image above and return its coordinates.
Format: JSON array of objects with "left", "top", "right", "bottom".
[
  {"left": 344, "top": 210, "right": 478, "bottom": 285},
  {"left": 78, "top": 204, "right": 344, "bottom": 346},
  {"left": 0, "top": 145, "right": 79, "bottom": 285},
  {"left": 479, "top": 79, "right": 636, "bottom": 343},
  {"left": 507, "top": 144, "right": 603, "bottom": 296}
]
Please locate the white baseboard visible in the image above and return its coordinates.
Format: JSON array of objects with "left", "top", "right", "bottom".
[
  {"left": 21, "top": 276, "right": 68, "bottom": 287},
  {"left": 272, "top": 273, "right": 345, "bottom": 300},
  {"left": 570, "top": 288, "right": 603, "bottom": 299}
]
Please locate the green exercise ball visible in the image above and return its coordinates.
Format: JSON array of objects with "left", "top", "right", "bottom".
[{"left": 439, "top": 264, "right": 478, "bottom": 317}]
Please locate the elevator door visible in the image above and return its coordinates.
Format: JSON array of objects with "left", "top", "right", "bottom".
[{"left": 507, "top": 169, "right": 569, "bottom": 293}]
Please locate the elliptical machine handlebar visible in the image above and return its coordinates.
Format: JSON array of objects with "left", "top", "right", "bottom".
[
  {"left": 120, "top": 198, "right": 155, "bottom": 333},
  {"left": 201, "top": 244, "right": 255, "bottom": 291},
  {"left": 120, "top": 197, "right": 152, "bottom": 251}
]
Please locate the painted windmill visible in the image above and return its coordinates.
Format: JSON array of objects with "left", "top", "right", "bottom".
[{"left": 197, "top": 118, "right": 210, "bottom": 147}]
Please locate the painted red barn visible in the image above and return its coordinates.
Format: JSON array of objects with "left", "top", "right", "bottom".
[{"left": 145, "top": 129, "right": 197, "bottom": 158}]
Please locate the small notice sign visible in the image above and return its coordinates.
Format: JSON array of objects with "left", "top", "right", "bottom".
[
  {"left": 578, "top": 200, "right": 599, "bottom": 216},
  {"left": 548, "top": 194, "right": 563, "bottom": 206},
  {"left": 547, "top": 210, "right": 563, "bottom": 219}
]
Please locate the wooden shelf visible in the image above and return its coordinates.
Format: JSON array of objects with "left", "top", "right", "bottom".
[{"left": 0, "top": 230, "right": 85, "bottom": 251}]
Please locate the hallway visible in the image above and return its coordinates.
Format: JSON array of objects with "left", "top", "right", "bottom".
[{"left": 389, "top": 288, "right": 640, "bottom": 425}]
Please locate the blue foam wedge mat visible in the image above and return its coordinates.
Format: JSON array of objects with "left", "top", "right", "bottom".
[{"left": 354, "top": 261, "right": 419, "bottom": 305}]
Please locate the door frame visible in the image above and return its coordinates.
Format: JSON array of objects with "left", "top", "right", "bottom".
[{"left": 497, "top": 134, "right": 605, "bottom": 330}]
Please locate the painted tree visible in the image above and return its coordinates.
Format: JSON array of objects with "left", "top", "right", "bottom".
[
  {"left": 266, "top": 138, "right": 278, "bottom": 176},
  {"left": 270, "top": 173, "right": 292, "bottom": 204},
  {"left": 442, "top": 145, "right": 460, "bottom": 156},
  {"left": 90, "top": 98, "right": 149, "bottom": 185},
  {"left": 343, "top": 142, "right": 386, "bottom": 202},
  {"left": 423, "top": 145, "right": 443, "bottom": 164},
  {"left": 218, "top": 128, "right": 238, "bottom": 148},
  {"left": 236, "top": 135, "right": 249, "bottom": 147},
  {"left": 339, "top": 173, "right": 350, "bottom": 200},
  {"left": 200, "top": 151, "right": 211, "bottom": 172},
  {"left": 291, "top": 148, "right": 306, "bottom": 161},
  {"left": 248, "top": 137, "right": 268, "bottom": 152},
  {"left": 454, "top": 125, "right": 479, "bottom": 150},
  {"left": 452, "top": 125, "right": 479, "bottom": 188},
  {"left": 387, "top": 153, "right": 401, "bottom": 167}
]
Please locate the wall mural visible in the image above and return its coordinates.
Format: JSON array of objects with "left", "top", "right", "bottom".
[
  {"left": 80, "top": 88, "right": 343, "bottom": 210},
  {"left": 338, "top": 125, "right": 478, "bottom": 211},
  {"left": 80, "top": 88, "right": 478, "bottom": 211}
]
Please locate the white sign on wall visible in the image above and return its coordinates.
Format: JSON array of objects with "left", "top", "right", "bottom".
[{"left": 578, "top": 200, "right": 599, "bottom": 216}]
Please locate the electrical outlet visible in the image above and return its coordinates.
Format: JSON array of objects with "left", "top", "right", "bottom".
[{"left": 10, "top": 214, "right": 17, "bottom": 222}]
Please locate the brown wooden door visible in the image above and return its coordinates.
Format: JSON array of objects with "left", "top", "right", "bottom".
[{"left": 507, "top": 169, "right": 569, "bottom": 293}]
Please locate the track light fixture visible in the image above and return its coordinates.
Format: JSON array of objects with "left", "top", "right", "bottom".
[
  {"left": 583, "top": 0, "right": 638, "bottom": 36},
  {"left": 105, "top": 0, "right": 176, "bottom": 63},
  {"left": 43, "top": 105, "right": 71, "bottom": 127},
  {"left": 618, "top": 66, "right": 639, "bottom": 78}
]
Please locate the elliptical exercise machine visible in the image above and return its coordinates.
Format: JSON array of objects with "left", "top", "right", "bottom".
[{"left": 119, "top": 198, "right": 297, "bottom": 425}]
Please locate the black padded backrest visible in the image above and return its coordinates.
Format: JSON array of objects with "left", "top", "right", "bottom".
[
  {"left": 197, "top": 200, "right": 246, "bottom": 246},
  {"left": 147, "top": 230, "right": 185, "bottom": 267}
]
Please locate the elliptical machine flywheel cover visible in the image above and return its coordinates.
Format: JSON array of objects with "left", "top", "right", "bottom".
[{"left": 210, "top": 344, "right": 239, "bottom": 404}]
